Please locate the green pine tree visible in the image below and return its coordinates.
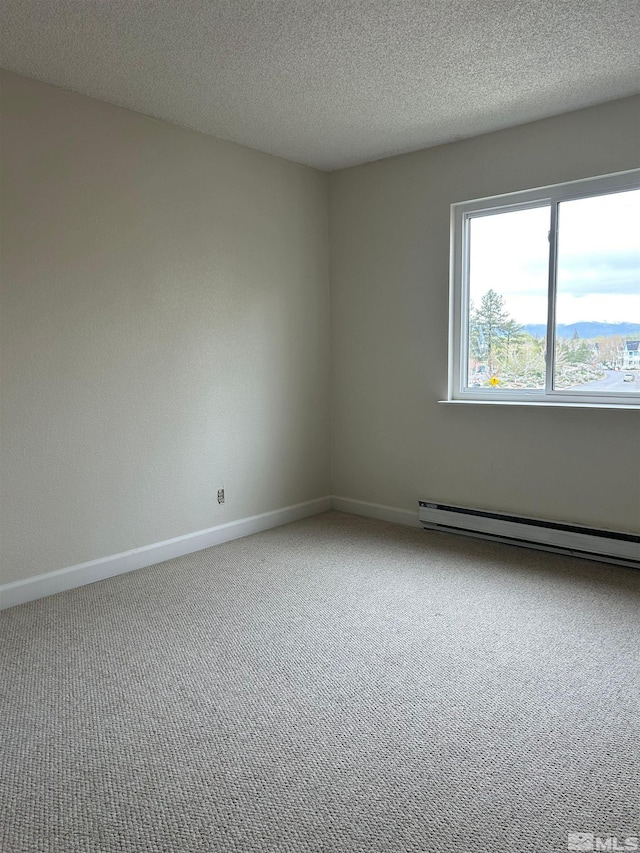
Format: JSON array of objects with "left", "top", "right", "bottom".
[{"left": 470, "top": 289, "right": 519, "bottom": 375}]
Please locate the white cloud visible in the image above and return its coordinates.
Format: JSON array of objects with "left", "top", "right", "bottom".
[{"left": 469, "top": 188, "right": 640, "bottom": 326}]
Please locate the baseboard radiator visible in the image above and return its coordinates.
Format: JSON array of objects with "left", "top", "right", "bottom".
[{"left": 419, "top": 501, "right": 640, "bottom": 569}]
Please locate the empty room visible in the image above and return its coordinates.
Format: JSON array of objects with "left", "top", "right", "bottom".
[{"left": 1, "top": 2, "right": 639, "bottom": 852}]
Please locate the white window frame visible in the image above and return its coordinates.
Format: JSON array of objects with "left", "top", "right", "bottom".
[{"left": 448, "top": 169, "right": 640, "bottom": 407}]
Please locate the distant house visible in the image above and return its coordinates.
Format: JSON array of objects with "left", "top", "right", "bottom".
[{"left": 622, "top": 340, "right": 640, "bottom": 370}]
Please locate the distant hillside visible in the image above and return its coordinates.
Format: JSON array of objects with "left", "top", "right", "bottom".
[{"left": 523, "top": 322, "right": 640, "bottom": 340}]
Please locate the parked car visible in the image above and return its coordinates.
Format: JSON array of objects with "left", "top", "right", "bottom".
[{"left": 623, "top": 373, "right": 635, "bottom": 382}]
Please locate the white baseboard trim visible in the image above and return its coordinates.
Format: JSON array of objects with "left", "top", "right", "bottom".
[
  {"left": 0, "top": 496, "right": 332, "bottom": 611},
  {"left": 332, "top": 496, "right": 421, "bottom": 528}
]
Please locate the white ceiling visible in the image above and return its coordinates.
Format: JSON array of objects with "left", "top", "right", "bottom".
[{"left": 1, "top": 0, "right": 639, "bottom": 171}]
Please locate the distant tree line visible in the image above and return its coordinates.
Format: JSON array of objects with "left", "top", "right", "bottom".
[{"left": 468, "top": 289, "right": 615, "bottom": 389}]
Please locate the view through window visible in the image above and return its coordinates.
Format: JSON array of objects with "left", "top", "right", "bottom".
[{"left": 455, "top": 172, "right": 640, "bottom": 404}]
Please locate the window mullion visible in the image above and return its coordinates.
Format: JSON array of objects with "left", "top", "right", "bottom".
[{"left": 545, "top": 201, "right": 559, "bottom": 395}]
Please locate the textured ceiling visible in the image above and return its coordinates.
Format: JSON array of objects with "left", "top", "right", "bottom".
[{"left": 1, "top": 0, "right": 639, "bottom": 170}]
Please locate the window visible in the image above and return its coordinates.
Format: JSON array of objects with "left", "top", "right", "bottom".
[{"left": 448, "top": 170, "right": 640, "bottom": 406}]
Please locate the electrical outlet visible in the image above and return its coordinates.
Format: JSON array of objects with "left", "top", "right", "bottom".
[{"left": 217, "top": 488, "right": 225, "bottom": 504}]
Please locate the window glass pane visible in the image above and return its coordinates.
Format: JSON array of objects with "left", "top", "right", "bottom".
[
  {"left": 554, "top": 189, "right": 640, "bottom": 393},
  {"left": 467, "top": 205, "right": 550, "bottom": 390}
]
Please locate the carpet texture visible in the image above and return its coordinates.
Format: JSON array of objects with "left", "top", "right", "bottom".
[{"left": 1, "top": 511, "right": 639, "bottom": 852}]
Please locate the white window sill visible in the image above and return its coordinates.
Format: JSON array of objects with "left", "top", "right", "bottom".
[{"left": 439, "top": 399, "right": 639, "bottom": 410}]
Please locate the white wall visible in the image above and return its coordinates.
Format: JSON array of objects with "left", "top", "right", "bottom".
[
  {"left": 330, "top": 97, "right": 640, "bottom": 533},
  {"left": 2, "top": 74, "right": 638, "bottom": 595},
  {"left": 1, "top": 72, "right": 331, "bottom": 586}
]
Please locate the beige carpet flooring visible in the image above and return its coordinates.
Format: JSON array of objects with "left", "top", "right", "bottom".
[{"left": 1, "top": 511, "right": 639, "bottom": 852}]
